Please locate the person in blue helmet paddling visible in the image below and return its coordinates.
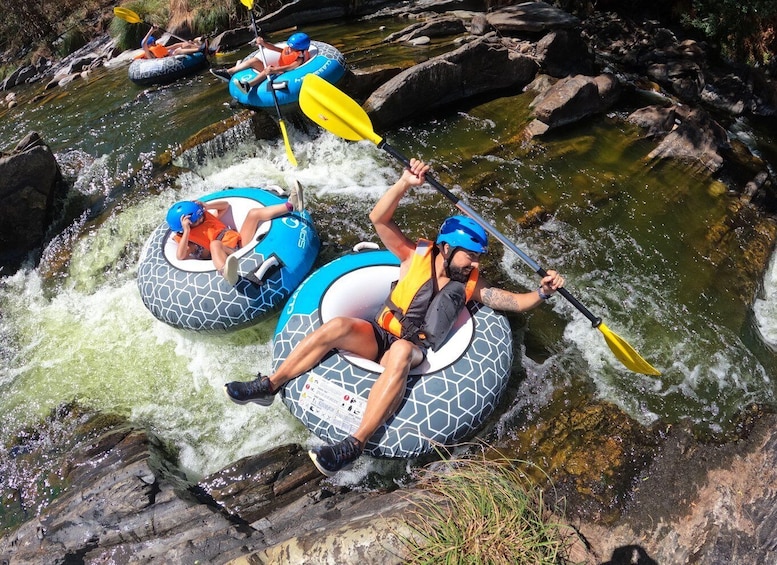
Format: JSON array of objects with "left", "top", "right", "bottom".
[
  {"left": 224, "top": 159, "right": 564, "bottom": 476},
  {"left": 210, "top": 32, "right": 311, "bottom": 94}
]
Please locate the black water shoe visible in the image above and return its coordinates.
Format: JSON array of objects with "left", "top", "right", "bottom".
[
  {"left": 210, "top": 68, "right": 231, "bottom": 82},
  {"left": 224, "top": 373, "right": 274, "bottom": 406},
  {"left": 309, "top": 436, "right": 363, "bottom": 476}
]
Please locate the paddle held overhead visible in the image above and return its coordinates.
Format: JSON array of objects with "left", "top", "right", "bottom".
[{"left": 298, "top": 73, "right": 660, "bottom": 376}]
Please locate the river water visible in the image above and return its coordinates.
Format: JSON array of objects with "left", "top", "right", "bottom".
[{"left": 2, "top": 15, "right": 777, "bottom": 528}]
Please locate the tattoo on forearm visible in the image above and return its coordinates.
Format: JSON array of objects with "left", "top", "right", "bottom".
[{"left": 481, "top": 287, "right": 523, "bottom": 312}]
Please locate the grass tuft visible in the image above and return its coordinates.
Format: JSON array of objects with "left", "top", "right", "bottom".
[{"left": 402, "top": 451, "right": 582, "bottom": 565}]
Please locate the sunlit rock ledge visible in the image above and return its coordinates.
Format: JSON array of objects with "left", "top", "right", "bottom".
[{"left": 3, "top": 401, "right": 777, "bottom": 563}]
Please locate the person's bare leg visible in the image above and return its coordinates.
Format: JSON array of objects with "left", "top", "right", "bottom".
[
  {"left": 267, "top": 317, "right": 379, "bottom": 391},
  {"left": 225, "top": 317, "right": 379, "bottom": 404},
  {"left": 247, "top": 69, "right": 269, "bottom": 88},
  {"left": 228, "top": 57, "right": 266, "bottom": 74},
  {"left": 209, "top": 240, "right": 230, "bottom": 271},
  {"left": 351, "top": 339, "right": 424, "bottom": 446},
  {"left": 209, "top": 241, "right": 239, "bottom": 284},
  {"left": 307, "top": 337, "right": 423, "bottom": 475},
  {"left": 238, "top": 204, "right": 288, "bottom": 245},
  {"left": 171, "top": 42, "right": 202, "bottom": 55}
]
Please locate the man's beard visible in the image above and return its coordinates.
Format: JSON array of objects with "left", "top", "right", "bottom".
[{"left": 447, "top": 264, "right": 470, "bottom": 283}]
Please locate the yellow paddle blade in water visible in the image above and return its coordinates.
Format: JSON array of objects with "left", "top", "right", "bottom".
[
  {"left": 113, "top": 7, "right": 143, "bottom": 24},
  {"left": 598, "top": 322, "right": 660, "bottom": 375},
  {"left": 278, "top": 121, "right": 298, "bottom": 167},
  {"left": 300, "top": 74, "right": 384, "bottom": 145}
]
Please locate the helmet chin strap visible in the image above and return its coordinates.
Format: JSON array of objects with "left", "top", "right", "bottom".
[{"left": 441, "top": 243, "right": 461, "bottom": 279}]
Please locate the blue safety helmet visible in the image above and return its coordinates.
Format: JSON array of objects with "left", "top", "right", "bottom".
[
  {"left": 287, "top": 32, "right": 310, "bottom": 51},
  {"left": 144, "top": 35, "right": 156, "bottom": 46},
  {"left": 166, "top": 201, "right": 204, "bottom": 232},
  {"left": 436, "top": 215, "right": 488, "bottom": 254}
]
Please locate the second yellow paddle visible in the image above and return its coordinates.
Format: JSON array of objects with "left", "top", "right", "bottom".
[
  {"left": 238, "top": 0, "right": 297, "bottom": 167},
  {"left": 113, "top": 7, "right": 188, "bottom": 43}
]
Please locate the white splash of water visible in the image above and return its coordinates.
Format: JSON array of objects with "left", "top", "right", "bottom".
[
  {"left": 754, "top": 250, "right": 777, "bottom": 346},
  {"left": 493, "top": 212, "right": 772, "bottom": 430},
  {"left": 0, "top": 131, "right": 401, "bottom": 480}
]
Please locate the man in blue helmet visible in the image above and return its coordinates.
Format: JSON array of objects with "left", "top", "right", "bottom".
[
  {"left": 210, "top": 32, "right": 311, "bottom": 94},
  {"left": 224, "top": 159, "right": 564, "bottom": 475}
]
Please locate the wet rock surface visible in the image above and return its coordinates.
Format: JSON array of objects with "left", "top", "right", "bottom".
[
  {"left": 0, "top": 132, "right": 68, "bottom": 274},
  {"left": 579, "top": 407, "right": 777, "bottom": 564},
  {"left": 4, "top": 401, "right": 777, "bottom": 564},
  {"left": 0, "top": 405, "right": 411, "bottom": 563},
  {"left": 363, "top": 33, "right": 539, "bottom": 131}
]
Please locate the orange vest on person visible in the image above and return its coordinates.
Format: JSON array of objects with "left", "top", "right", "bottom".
[
  {"left": 134, "top": 44, "right": 170, "bottom": 59},
  {"left": 135, "top": 44, "right": 170, "bottom": 59},
  {"left": 149, "top": 44, "right": 170, "bottom": 58},
  {"left": 173, "top": 213, "right": 240, "bottom": 251},
  {"left": 376, "top": 239, "right": 478, "bottom": 339},
  {"left": 278, "top": 47, "right": 307, "bottom": 66}
]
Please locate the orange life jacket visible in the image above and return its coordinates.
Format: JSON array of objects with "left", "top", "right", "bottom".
[
  {"left": 151, "top": 44, "right": 170, "bottom": 58},
  {"left": 137, "top": 44, "right": 170, "bottom": 59},
  {"left": 278, "top": 47, "right": 308, "bottom": 67},
  {"left": 173, "top": 213, "right": 240, "bottom": 252},
  {"left": 376, "top": 239, "right": 478, "bottom": 340}
]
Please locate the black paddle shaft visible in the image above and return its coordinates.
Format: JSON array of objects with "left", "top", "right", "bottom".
[{"left": 379, "top": 141, "right": 603, "bottom": 328}]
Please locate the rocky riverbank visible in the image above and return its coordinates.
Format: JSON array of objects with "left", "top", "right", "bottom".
[
  {"left": 2, "top": 1, "right": 777, "bottom": 563},
  {"left": 3, "top": 400, "right": 777, "bottom": 563}
]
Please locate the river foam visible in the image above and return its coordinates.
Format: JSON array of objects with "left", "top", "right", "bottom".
[
  {"left": 0, "top": 130, "right": 411, "bottom": 481},
  {"left": 755, "top": 250, "right": 777, "bottom": 347}
]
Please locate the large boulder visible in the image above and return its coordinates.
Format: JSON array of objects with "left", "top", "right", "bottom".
[
  {"left": 646, "top": 58, "right": 705, "bottom": 102},
  {"left": 485, "top": 1, "right": 580, "bottom": 35},
  {"left": 0, "top": 63, "right": 42, "bottom": 90},
  {"left": 4, "top": 35, "right": 117, "bottom": 92},
  {"left": 626, "top": 104, "right": 679, "bottom": 137},
  {"left": 524, "top": 73, "right": 621, "bottom": 136},
  {"left": 337, "top": 65, "right": 406, "bottom": 102},
  {"left": 579, "top": 409, "right": 777, "bottom": 564},
  {"left": 382, "top": 14, "right": 468, "bottom": 43},
  {"left": 208, "top": 26, "right": 256, "bottom": 53},
  {"left": 0, "top": 404, "right": 431, "bottom": 564},
  {"left": 0, "top": 404, "right": 595, "bottom": 565},
  {"left": 0, "top": 132, "right": 68, "bottom": 274},
  {"left": 535, "top": 28, "right": 596, "bottom": 77},
  {"left": 644, "top": 106, "right": 730, "bottom": 172},
  {"left": 0, "top": 406, "right": 252, "bottom": 564},
  {"left": 364, "top": 34, "right": 538, "bottom": 131}
]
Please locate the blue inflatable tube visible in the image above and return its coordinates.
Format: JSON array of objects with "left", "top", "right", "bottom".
[
  {"left": 228, "top": 41, "right": 346, "bottom": 109},
  {"left": 137, "top": 187, "right": 320, "bottom": 332},
  {"left": 129, "top": 51, "right": 208, "bottom": 86},
  {"left": 273, "top": 246, "right": 513, "bottom": 458}
]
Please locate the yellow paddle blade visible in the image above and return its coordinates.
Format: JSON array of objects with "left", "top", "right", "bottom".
[
  {"left": 300, "top": 74, "right": 384, "bottom": 145},
  {"left": 278, "top": 120, "right": 298, "bottom": 167},
  {"left": 598, "top": 322, "right": 660, "bottom": 375},
  {"left": 113, "top": 7, "right": 142, "bottom": 24},
  {"left": 239, "top": 0, "right": 255, "bottom": 9}
]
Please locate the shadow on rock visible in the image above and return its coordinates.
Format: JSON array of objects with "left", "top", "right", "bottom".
[{"left": 603, "top": 545, "right": 659, "bottom": 565}]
